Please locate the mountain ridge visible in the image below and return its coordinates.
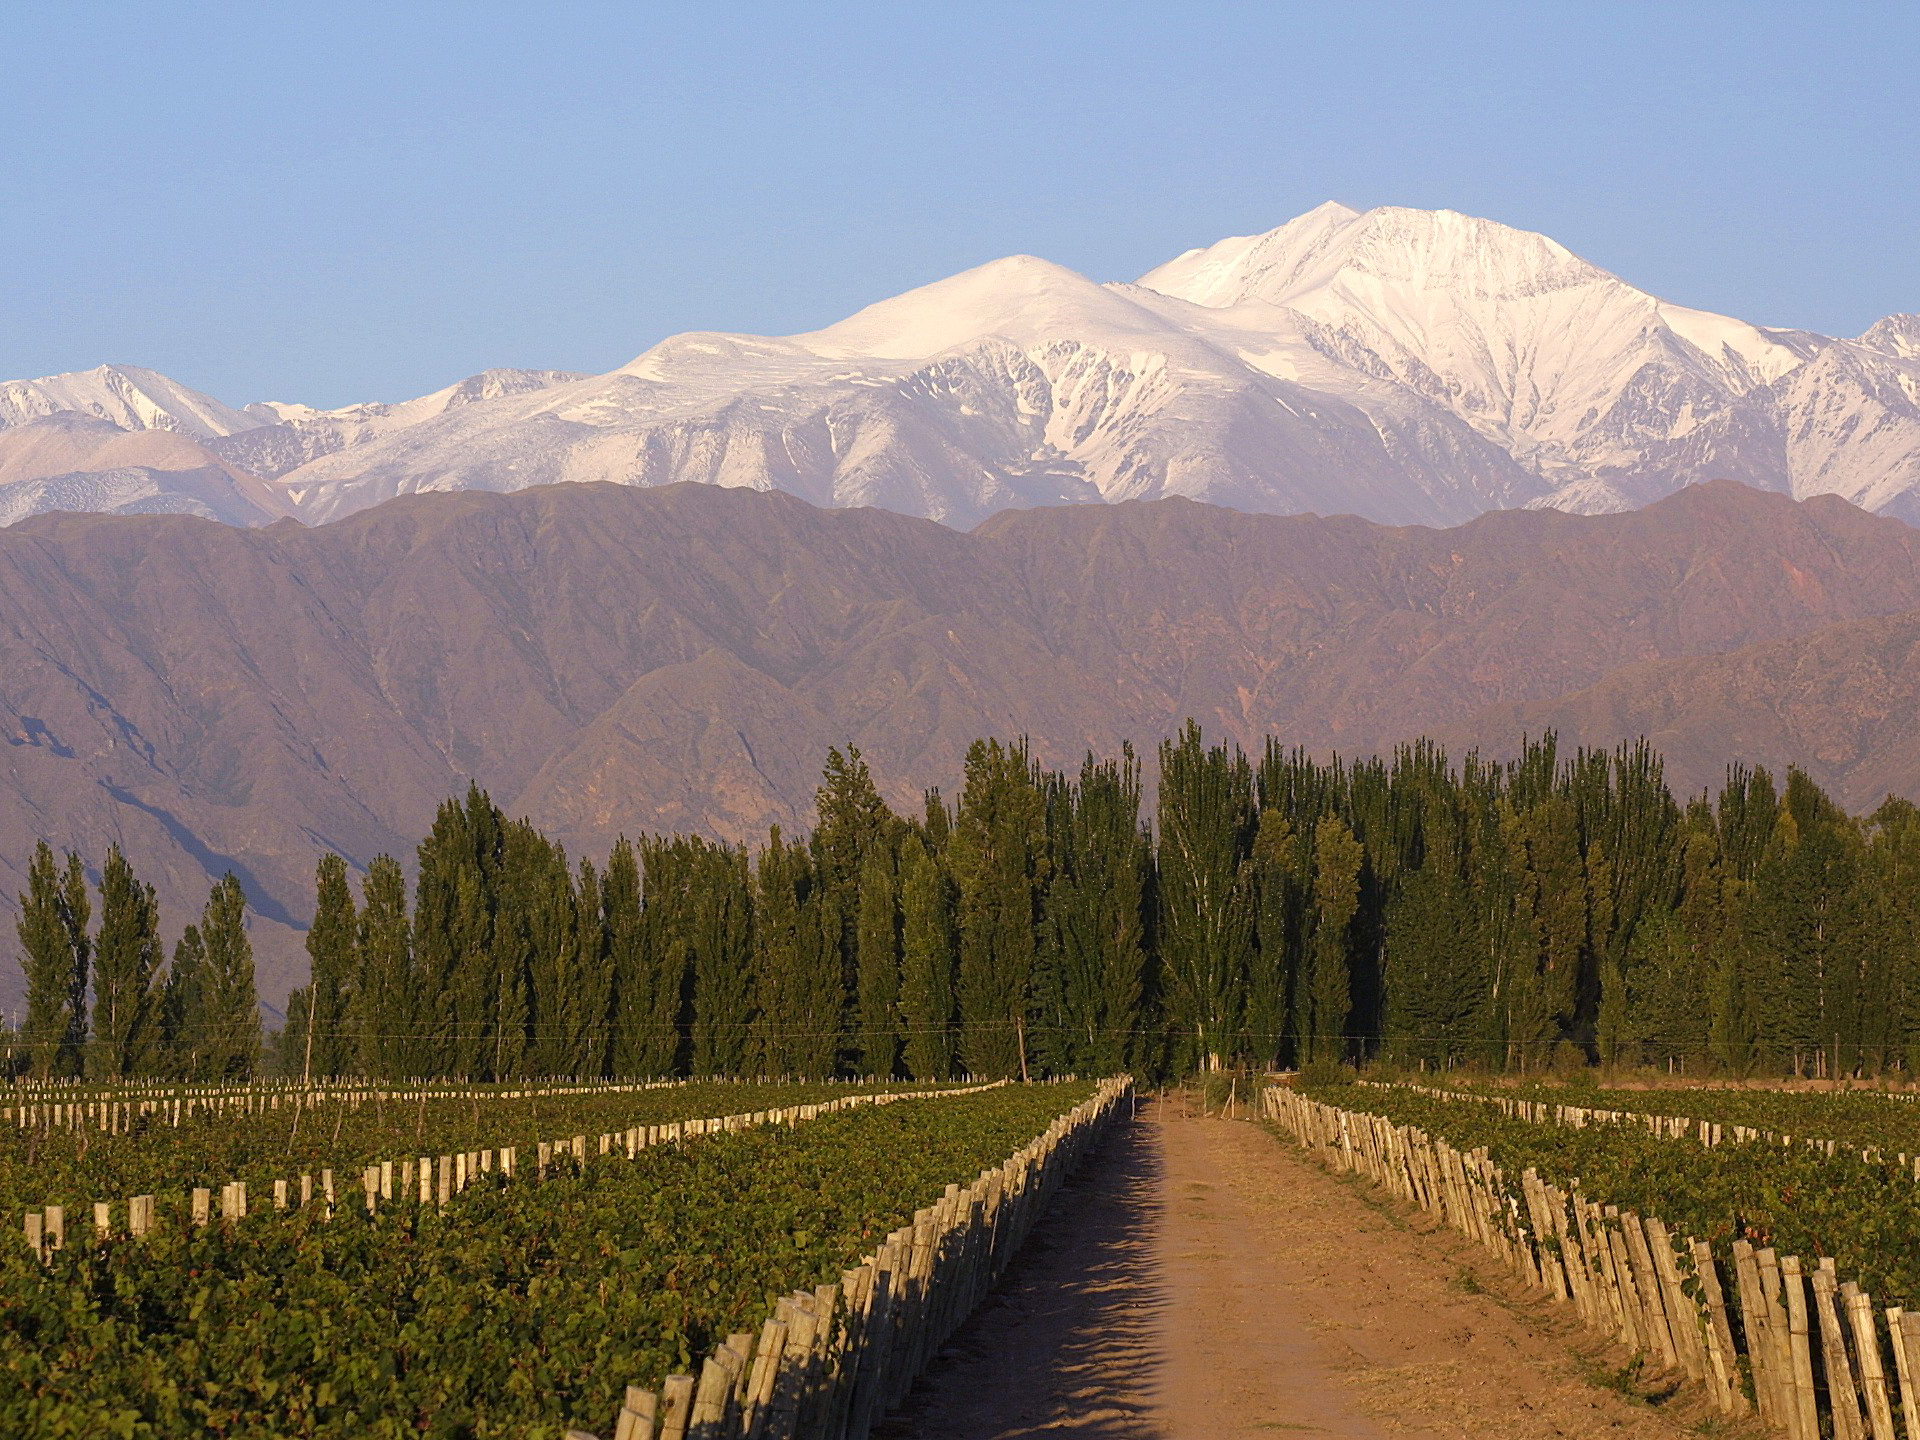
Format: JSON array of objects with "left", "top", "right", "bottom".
[
  {"left": 4, "top": 203, "right": 1917, "bottom": 529},
  {"left": 5, "top": 476, "right": 1920, "bottom": 1010}
]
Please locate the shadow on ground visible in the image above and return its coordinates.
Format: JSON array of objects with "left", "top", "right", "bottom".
[{"left": 873, "top": 1101, "right": 1169, "bottom": 1440}]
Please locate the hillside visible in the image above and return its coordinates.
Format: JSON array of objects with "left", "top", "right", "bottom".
[{"left": 4, "top": 477, "right": 1919, "bottom": 1007}]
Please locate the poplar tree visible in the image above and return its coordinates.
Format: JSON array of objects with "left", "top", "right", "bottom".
[
  {"left": 198, "top": 874, "right": 260, "bottom": 1079},
  {"left": 91, "top": 844, "right": 160, "bottom": 1079},
  {"left": 751, "top": 829, "right": 812, "bottom": 1075},
  {"left": 17, "top": 842, "right": 89, "bottom": 1078},
  {"left": 415, "top": 787, "right": 503, "bottom": 1078},
  {"left": 689, "top": 843, "right": 753, "bottom": 1076},
  {"left": 1043, "top": 751, "right": 1149, "bottom": 1075},
  {"left": 1305, "top": 815, "right": 1362, "bottom": 1064},
  {"left": 633, "top": 837, "right": 695, "bottom": 1077},
  {"left": 897, "top": 837, "right": 955, "bottom": 1080},
  {"left": 525, "top": 843, "right": 582, "bottom": 1077},
  {"left": 1157, "top": 724, "right": 1255, "bottom": 1071},
  {"left": 160, "top": 926, "right": 207, "bottom": 1078},
  {"left": 603, "top": 838, "right": 655, "bottom": 1076},
  {"left": 951, "top": 738, "right": 1047, "bottom": 1077},
  {"left": 1247, "top": 808, "right": 1303, "bottom": 1070},
  {"left": 303, "top": 853, "right": 357, "bottom": 1078},
  {"left": 353, "top": 856, "right": 412, "bottom": 1080},
  {"left": 575, "top": 858, "right": 613, "bottom": 1077},
  {"left": 855, "top": 842, "right": 900, "bottom": 1078}
]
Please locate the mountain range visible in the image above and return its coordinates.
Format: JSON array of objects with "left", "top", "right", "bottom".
[
  {"left": 5, "top": 477, "right": 1920, "bottom": 1010},
  {"left": 4, "top": 203, "right": 1918, "bottom": 529}
]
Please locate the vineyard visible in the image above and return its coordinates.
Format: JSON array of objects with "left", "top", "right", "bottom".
[
  {"left": 0, "top": 1077, "right": 1127, "bottom": 1439},
  {"left": 1273, "top": 1075, "right": 1920, "bottom": 1440}
]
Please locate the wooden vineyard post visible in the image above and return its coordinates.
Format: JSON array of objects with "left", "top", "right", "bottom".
[
  {"left": 418, "top": 1157, "right": 432, "bottom": 1205},
  {"left": 1891, "top": 1310, "right": 1920, "bottom": 1440},
  {"left": 129, "top": 1195, "right": 154, "bottom": 1239},
  {"left": 1810, "top": 1264, "right": 1868, "bottom": 1440},
  {"left": 1620, "top": 1212, "right": 1678, "bottom": 1370},
  {"left": 93, "top": 1202, "right": 110, "bottom": 1239},
  {"left": 24, "top": 1211, "right": 44, "bottom": 1263},
  {"left": 612, "top": 1386, "right": 658, "bottom": 1440},
  {"left": 1842, "top": 1285, "right": 1896, "bottom": 1440},
  {"left": 1690, "top": 1239, "right": 1745, "bottom": 1415},
  {"left": 738, "top": 1317, "right": 787, "bottom": 1437},
  {"left": 1781, "top": 1256, "right": 1821, "bottom": 1440},
  {"left": 191, "top": 1189, "right": 211, "bottom": 1227},
  {"left": 1643, "top": 1219, "right": 1703, "bottom": 1383},
  {"left": 656, "top": 1375, "right": 695, "bottom": 1440}
]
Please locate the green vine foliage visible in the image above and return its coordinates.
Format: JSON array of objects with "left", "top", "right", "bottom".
[
  {"left": 0, "top": 1083, "right": 1092, "bottom": 1438},
  {"left": 1305, "top": 1081, "right": 1920, "bottom": 1306}
]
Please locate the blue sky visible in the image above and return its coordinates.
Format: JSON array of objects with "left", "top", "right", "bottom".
[{"left": 3, "top": 2, "right": 1914, "bottom": 408}]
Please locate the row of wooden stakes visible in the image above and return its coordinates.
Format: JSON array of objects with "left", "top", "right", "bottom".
[
  {"left": 561, "top": 1078, "right": 1134, "bottom": 1440},
  {"left": 1266, "top": 1086, "right": 1920, "bottom": 1440},
  {"left": 1376, "top": 1080, "right": 1920, "bottom": 1182},
  {"left": 20, "top": 1081, "right": 1006, "bottom": 1263},
  {"left": 3, "top": 1073, "right": 835, "bottom": 1132}
]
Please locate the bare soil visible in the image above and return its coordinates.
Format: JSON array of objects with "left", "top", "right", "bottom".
[{"left": 877, "top": 1098, "right": 1753, "bottom": 1439}]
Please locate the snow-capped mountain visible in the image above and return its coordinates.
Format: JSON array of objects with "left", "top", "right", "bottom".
[
  {"left": 0, "top": 364, "right": 262, "bottom": 441},
  {"left": 4, "top": 204, "right": 1917, "bottom": 528}
]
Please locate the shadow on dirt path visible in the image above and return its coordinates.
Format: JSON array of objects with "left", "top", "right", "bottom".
[{"left": 872, "top": 1100, "right": 1168, "bottom": 1439}]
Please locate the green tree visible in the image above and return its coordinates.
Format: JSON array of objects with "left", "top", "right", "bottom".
[
  {"left": 302, "top": 853, "right": 358, "bottom": 1079},
  {"left": 91, "top": 845, "right": 160, "bottom": 1079},
  {"left": 951, "top": 739, "right": 1048, "bottom": 1078},
  {"left": 17, "top": 842, "right": 89, "bottom": 1078},
  {"left": 1157, "top": 724, "right": 1256, "bottom": 1072},
  {"left": 1043, "top": 751, "right": 1149, "bottom": 1075},
  {"left": 855, "top": 842, "right": 900, "bottom": 1077},
  {"left": 1305, "top": 815, "right": 1363, "bottom": 1063},
  {"left": 897, "top": 837, "right": 955, "bottom": 1080},
  {"left": 198, "top": 874, "right": 261, "bottom": 1079},
  {"left": 689, "top": 843, "right": 753, "bottom": 1076},
  {"left": 160, "top": 925, "right": 207, "bottom": 1078},
  {"left": 352, "top": 856, "right": 413, "bottom": 1080}
]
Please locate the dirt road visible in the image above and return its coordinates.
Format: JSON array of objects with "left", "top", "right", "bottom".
[{"left": 878, "top": 1099, "right": 1742, "bottom": 1440}]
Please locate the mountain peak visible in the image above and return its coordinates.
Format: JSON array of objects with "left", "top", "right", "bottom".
[
  {"left": 1136, "top": 202, "right": 1601, "bottom": 310},
  {"left": 0, "top": 363, "right": 261, "bottom": 440},
  {"left": 798, "top": 252, "right": 1161, "bottom": 360}
]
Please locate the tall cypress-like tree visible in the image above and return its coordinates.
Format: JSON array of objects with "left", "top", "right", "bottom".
[
  {"left": 951, "top": 739, "right": 1048, "bottom": 1078},
  {"left": 635, "top": 837, "right": 696, "bottom": 1077},
  {"left": 690, "top": 843, "right": 753, "bottom": 1076},
  {"left": 574, "top": 858, "right": 612, "bottom": 1078},
  {"left": 604, "top": 838, "right": 655, "bottom": 1076},
  {"left": 160, "top": 925, "right": 208, "bottom": 1078},
  {"left": 91, "top": 844, "right": 160, "bottom": 1079},
  {"left": 353, "top": 856, "right": 413, "bottom": 1080},
  {"left": 1043, "top": 751, "right": 1149, "bottom": 1075},
  {"left": 199, "top": 874, "right": 261, "bottom": 1079},
  {"left": 302, "top": 853, "right": 358, "bottom": 1079},
  {"left": 1248, "top": 808, "right": 1304, "bottom": 1070},
  {"left": 1305, "top": 815, "right": 1362, "bottom": 1064},
  {"left": 751, "top": 829, "right": 812, "bottom": 1075},
  {"left": 812, "top": 745, "right": 894, "bottom": 1055},
  {"left": 17, "top": 842, "right": 89, "bottom": 1078},
  {"left": 897, "top": 837, "right": 955, "bottom": 1081},
  {"left": 1157, "top": 724, "right": 1256, "bottom": 1072},
  {"left": 855, "top": 842, "right": 900, "bottom": 1078},
  {"left": 525, "top": 842, "right": 582, "bottom": 1077}
]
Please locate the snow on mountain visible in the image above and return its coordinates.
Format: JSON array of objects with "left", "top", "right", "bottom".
[
  {"left": 0, "top": 412, "right": 295, "bottom": 527},
  {"left": 7, "top": 206, "right": 1920, "bottom": 529},
  {"left": 0, "top": 364, "right": 262, "bottom": 440},
  {"left": 216, "top": 368, "right": 583, "bottom": 479}
]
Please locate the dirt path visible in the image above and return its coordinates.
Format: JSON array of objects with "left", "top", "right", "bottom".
[{"left": 878, "top": 1099, "right": 1744, "bottom": 1440}]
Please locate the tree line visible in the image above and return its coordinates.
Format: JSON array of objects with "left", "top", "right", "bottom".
[
  {"left": 13, "top": 728, "right": 1920, "bottom": 1082},
  {"left": 13, "top": 845, "right": 260, "bottom": 1080}
]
